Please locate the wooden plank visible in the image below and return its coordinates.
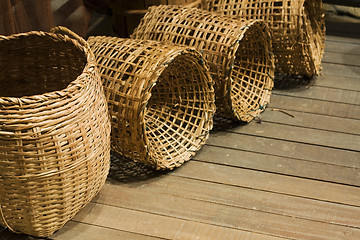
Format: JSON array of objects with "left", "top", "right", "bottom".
[
  {"left": 322, "top": 62, "right": 360, "bottom": 79},
  {"left": 270, "top": 94, "right": 360, "bottom": 120},
  {"left": 325, "top": 40, "right": 360, "bottom": 55},
  {"left": 313, "top": 74, "right": 360, "bottom": 91},
  {"left": 172, "top": 161, "right": 360, "bottom": 206},
  {"left": 195, "top": 145, "right": 360, "bottom": 186},
  {"left": 323, "top": 51, "right": 360, "bottom": 67},
  {"left": 273, "top": 87, "right": 360, "bottom": 105},
  {"left": 72, "top": 202, "right": 286, "bottom": 240},
  {"left": 326, "top": 35, "right": 360, "bottom": 45},
  {"left": 260, "top": 109, "right": 360, "bottom": 135},
  {"left": 231, "top": 121, "right": 360, "bottom": 151},
  {"left": 88, "top": 183, "right": 360, "bottom": 240},
  {"left": 51, "top": 222, "right": 163, "bottom": 240},
  {"left": 206, "top": 131, "right": 360, "bottom": 168},
  {"left": 101, "top": 176, "right": 360, "bottom": 228}
]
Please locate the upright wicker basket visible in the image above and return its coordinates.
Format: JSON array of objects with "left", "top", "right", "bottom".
[
  {"left": 131, "top": 5, "right": 275, "bottom": 122},
  {"left": 0, "top": 27, "right": 111, "bottom": 237},
  {"left": 87, "top": 37, "right": 216, "bottom": 170},
  {"left": 192, "top": 0, "right": 326, "bottom": 78}
]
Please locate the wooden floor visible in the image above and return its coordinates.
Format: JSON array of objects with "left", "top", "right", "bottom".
[{"left": 2, "top": 22, "right": 360, "bottom": 240}]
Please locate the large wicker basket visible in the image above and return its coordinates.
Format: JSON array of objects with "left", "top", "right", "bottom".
[
  {"left": 191, "top": 0, "right": 326, "bottom": 78},
  {"left": 0, "top": 27, "right": 111, "bottom": 237},
  {"left": 131, "top": 5, "right": 275, "bottom": 122},
  {"left": 87, "top": 37, "right": 215, "bottom": 170}
]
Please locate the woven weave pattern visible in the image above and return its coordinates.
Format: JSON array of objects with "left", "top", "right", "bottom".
[
  {"left": 131, "top": 5, "right": 274, "bottom": 121},
  {"left": 0, "top": 30, "right": 111, "bottom": 237},
  {"left": 196, "top": 0, "right": 325, "bottom": 78},
  {"left": 88, "top": 37, "right": 215, "bottom": 170}
]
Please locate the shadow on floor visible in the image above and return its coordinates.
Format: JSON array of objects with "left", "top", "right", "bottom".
[
  {"left": 273, "top": 73, "right": 316, "bottom": 90},
  {"left": 211, "top": 115, "right": 246, "bottom": 132},
  {"left": 107, "top": 151, "right": 166, "bottom": 183},
  {"left": 0, "top": 228, "right": 45, "bottom": 240}
]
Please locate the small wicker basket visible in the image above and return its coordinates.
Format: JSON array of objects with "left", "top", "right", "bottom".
[
  {"left": 87, "top": 37, "right": 216, "bottom": 170},
  {"left": 131, "top": 5, "right": 275, "bottom": 122},
  {"left": 0, "top": 27, "right": 111, "bottom": 237},
  {"left": 191, "top": 0, "right": 326, "bottom": 78}
]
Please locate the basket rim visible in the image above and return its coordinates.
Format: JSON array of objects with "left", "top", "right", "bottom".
[
  {"left": 0, "top": 30, "right": 96, "bottom": 105},
  {"left": 139, "top": 46, "right": 215, "bottom": 164},
  {"left": 227, "top": 20, "right": 274, "bottom": 119}
]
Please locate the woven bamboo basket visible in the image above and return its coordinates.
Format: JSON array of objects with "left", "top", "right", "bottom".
[
  {"left": 0, "top": 27, "right": 111, "bottom": 237},
  {"left": 131, "top": 5, "right": 275, "bottom": 122},
  {"left": 190, "top": 0, "right": 326, "bottom": 78},
  {"left": 87, "top": 37, "right": 215, "bottom": 170}
]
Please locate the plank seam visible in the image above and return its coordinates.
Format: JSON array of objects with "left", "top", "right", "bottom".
[
  {"left": 272, "top": 92, "right": 360, "bottom": 106},
  {"left": 312, "top": 84, "right": 360, "bottom": 93},
  {"left": 203, "top": 143, "right": 360, "bottom": 169},
  {"left": 64, "top": 220, "right": 170, "bottom": 240},
  {"left": 326, "top": 38, "right": 360, "bottom": 46},
  {"left": 89, "top": 202, "right": 292, "bottom": 240},
  {"left": 93, "top": 190, "right": 360, "bottom": 231},
  {"left": 224, "top": 130, "right": 360, "bottom": 153},
  {"left": 293, "top": 84, "right": 360, "bottom": 93},
  {"left": 192, "top": 158, "right": 360, "bottom": 188},
  {"left": 266, "top": 104, "right": 360, "bottom": 121},
  {"left": 322, "top": 60, "right": 360, "bottom": 68},
  {"left": 171, "top": 174, "right": 360, "bottom": 208},
  {"left": 325, "top": 49, "right": 360, "bottom": 57},
  {"left": 261, "top": 119, "right": 360, "bottom": 136}
]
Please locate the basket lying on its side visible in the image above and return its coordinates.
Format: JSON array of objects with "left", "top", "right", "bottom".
[
  {"left": 192, "top": 0, "right": 325, "bottom": 79},
  {"left": 0, "top": 27, "right": 111, "bottom": 237},
  {"left": 87, "top": 37, "right": 216, "bottom": 170},
  {"left": 131, "top": 5, "right": 274, "bottom": 122}
]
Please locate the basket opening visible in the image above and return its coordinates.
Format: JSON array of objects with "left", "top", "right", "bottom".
[
  {"left": 229, "top": 23, "right": 272, "bottom": 121},
  {"left": 144, "top": 54, "right": 210, "bottom": 168},
  {"left": 0, "top": 35, "right": 87, "bottom": 97}
]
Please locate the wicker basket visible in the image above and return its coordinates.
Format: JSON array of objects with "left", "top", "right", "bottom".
[
  {"left": 192, "top": 0, "right": 326, "bottom": 78},
  {"left": 87, "top": 37, "right": 215, "bottom": 170},
  {"left": 131, "top": 5, "right": 275, "bottom": 122},
  {"left": 0, "top": 27, "right": 111, "bottom": 237}
]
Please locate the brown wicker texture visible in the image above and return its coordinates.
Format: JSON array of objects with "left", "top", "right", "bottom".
[
  {"left": 87, "top": 37, "right": 215, "bottom": 170},
  {"left": 0, "top": 27, "right": 111, "bottom": 237},
  {"left": 131, "top": 5, "right": 275, "bottom": 122},
  {"left": 192, "top": 0, "right": 326, "bottom": 78}
]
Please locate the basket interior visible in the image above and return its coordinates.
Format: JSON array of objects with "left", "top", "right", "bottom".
[
  {"left": 144, "top": 54, "right": 210, "bottom": 167},
  {"left": 230, "top": 23, "right": 272, "bottom": 120},
  {"left": 0, "top": 34, "right": 86, "bottom": 97}
]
